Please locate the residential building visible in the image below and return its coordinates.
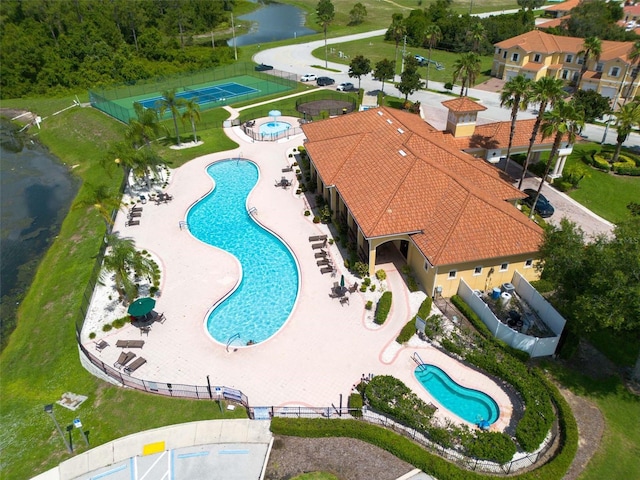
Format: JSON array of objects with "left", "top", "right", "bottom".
[
  {"left": 545, "top": 0, "right": 581, "bottom": 18},
  {"left": 301, "top": 106, "right": 544, "bottom": 298},
  {"left": 491, "top": 30, "right": 638, "bottom": 100}
]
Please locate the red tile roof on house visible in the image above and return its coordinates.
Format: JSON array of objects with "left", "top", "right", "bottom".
[
  {"left": 301, "top": 107, "right": 543, "bottom": 266},
  {"left": 495, "top": 30, "right": 635, "bottom": 63},
  {"left": 441, "top": 97, "right": 487, "bottom": 112},
  {"left": 537, "top": 16, "right": 567, "bottom": 30}
]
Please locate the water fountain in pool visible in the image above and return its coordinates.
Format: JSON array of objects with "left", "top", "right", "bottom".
[{"left": 259, "top": 109, "right": 291, "bottom": 138}]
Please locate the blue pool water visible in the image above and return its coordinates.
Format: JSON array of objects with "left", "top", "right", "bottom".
[
  {"left": 259, "top": 121, "right": 291, "bottom": 137},
  {"left": 415, "top": 364, "right": 499, "bottom": 425},
  {"left": 187, "top": 160, "right": 299, "bottom": 345}
]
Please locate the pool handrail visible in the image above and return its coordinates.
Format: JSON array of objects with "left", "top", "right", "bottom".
[{"left": 413, "top": 352, "right": 428, "bottom": 370}]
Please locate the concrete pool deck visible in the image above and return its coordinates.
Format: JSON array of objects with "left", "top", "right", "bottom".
[{"left": 82, "top": 115, "right": 513, "bottom": 432}]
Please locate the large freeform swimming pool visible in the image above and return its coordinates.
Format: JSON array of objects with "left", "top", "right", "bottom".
[
  {"left": 187, "top": 160, "right": 299, "bottom": 345},
  {"left": 415, "top": 364, "right": 499, "bottom": 425}
]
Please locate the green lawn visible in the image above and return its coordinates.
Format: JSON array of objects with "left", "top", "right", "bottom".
[
  {"left": 310, "top": 36, "right": 494, "bottom": 86},
  {"left": 0, "top": 98, "right": 246, "bottom": 479},
  {"left": 544, "top": 365, "right": 640, "bottom": 480},
  {"left": 566, "top": 143, "right": 640, "bottom": 224}
]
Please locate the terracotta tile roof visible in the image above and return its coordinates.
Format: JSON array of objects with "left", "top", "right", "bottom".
[
  {"left": 537, "top": 17, "right": 567, "bottom": 30},
  {"left": 582, "top": 71, "right": 602, "bottom": 80},
  {"left": 301, "top": 108, "right": 542, "bottom": 266},
  {"left": 495, "top": 30, "right": 636, "bottom": 63},
  {"left": 521, "top": 62, "right": 548, "bottom": 72},
  {"left": 624, "top": 5, "right": 640, "bottom": 16},
  {"left": 546, "top": 0, "right": 580, "bottom": 12},
  {"left": 452, "top": 119, "right": 551, "bottom": 151},
  {"left": 441, "top": 97, "right": 487, "bottom": 113},
  {"left": 547, "top": 63, "right": 563, "bottom": 70}
]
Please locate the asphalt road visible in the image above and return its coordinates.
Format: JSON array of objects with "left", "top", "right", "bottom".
[{"left": 253, "top": 28, "right": 637, "bottom": 235}]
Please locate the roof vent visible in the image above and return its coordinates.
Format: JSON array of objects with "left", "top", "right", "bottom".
[
  {"left": 377, "top": 111, "right": 383, "bottom": 116},
  {"left": 398, "top": 150, "right": 407, "bottom": 157},
  {"left": 386, "top": 119, "right": 392, "bottom": 124},
  {"left": 397, "top": 128, "right": 404, "bottom": 134}
]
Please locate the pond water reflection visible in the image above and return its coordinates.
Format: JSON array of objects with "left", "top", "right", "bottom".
[{"left": 230, "top": 1, "right": 315, "bottom": 47}]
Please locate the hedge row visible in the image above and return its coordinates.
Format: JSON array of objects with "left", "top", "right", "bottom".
[
  {"left": 374, "top": 291, "right": 392, "bottom": 324},
  {"left": 396, "top": 296, "right": 433, "bottom": 344},
  {"left": 270, "top": 377, "right": 578, "bottom": 480}
]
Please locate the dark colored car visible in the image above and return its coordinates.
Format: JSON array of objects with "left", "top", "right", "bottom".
[
  {"left": 254, "top": 63, "right": 273, "bottom": 71},
  {"left": 316, "top": 76, "right": 335, "bottom": 86},
  {"left": 523, "top": 189, "right": 555, "bottom": 218}
]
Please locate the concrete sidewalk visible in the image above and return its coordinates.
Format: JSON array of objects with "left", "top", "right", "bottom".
[{"left": 32, "top": 419, "right": 273, "bottom": 480}]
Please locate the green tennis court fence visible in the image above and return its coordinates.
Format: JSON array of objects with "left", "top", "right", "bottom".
[{"left": 89, "top": 63, "right": 297, "bottom": 123}]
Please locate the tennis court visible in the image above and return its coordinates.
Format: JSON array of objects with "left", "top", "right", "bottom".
[{"left": 138, "top": 82, "right": 258, "bottom": 110}]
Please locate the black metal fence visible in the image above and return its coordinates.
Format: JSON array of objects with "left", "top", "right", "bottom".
[
  {"left": 78, "top": 340, "right": 249, "bottom": 407},
  {"left": 250, "top": 405, "right": 558, "bottom": 475}
]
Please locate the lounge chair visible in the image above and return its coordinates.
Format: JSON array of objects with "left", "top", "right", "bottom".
[
  {"left": 309, "top": 235, "right": 328, "bottom": 242},
  {"left": 154, "top": 312, "right": 166, "bottom": 324},
  {"left": 282, "top": 165, "right": 293, "bottom": 172},
  {"left": 311, "top": 240, "right": 327, "bottom": 250},
  {"left": 314, "top": 250, "right": 328, "bottom": 259},
  {"left": 320, "top": 266, "right": 334, "bottom": 274},
  {"left": 125, "top": 220, "right": 140, "bottom": 227},
  {"left": 94, "top": 340, "right": 108, "bottom": 352},
  {"left": 114, "top": 351, "right": 136, "bottom": 369},
  {"left": 317, "top": 258, "right": 331, "bottom": 266},
  {"left": 128, "top": 211, "right": 142, "bottom": 218},
  {"left": 124, "top": 357, "right": 147, "bottom": 374},
  {"left": 115, "top": 339, "right": 145, "bottom": 348},
  {"left": 131, "top": 206, "right": 143, "bottom": 213}
]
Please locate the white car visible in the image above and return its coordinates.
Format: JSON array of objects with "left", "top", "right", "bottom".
[
  {"left": 337, "top": 82, "right": 354, "bottom": 91},
  {"left": 300, "top": 74, "right": 316, "bottom": 82}
]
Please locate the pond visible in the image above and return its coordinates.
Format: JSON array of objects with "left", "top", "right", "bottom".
[{"left": 230, "top": 1, "right": 316, "bottom": 47}]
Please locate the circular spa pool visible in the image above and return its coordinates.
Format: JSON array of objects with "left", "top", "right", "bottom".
[{"left": 259, "top": 121, "right": 291, "bottom": 137}]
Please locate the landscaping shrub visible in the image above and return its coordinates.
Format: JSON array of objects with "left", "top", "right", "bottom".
[
  {"left": 375, "top": 269, "right": 386, "bottom": 281},
  {"left": 554, "top": 180, "right": 573, "bottom": 192},
  {"left": 362, "top": 277, "right": 371, "bottom": 287},
  {"left": 462, "top": 431, "right": 517, "bottom": 464},
  {"left": 102, "top": 324, "right": 113, "bottom": 332},
  {"left": 417, "top": 297, "right": 432, "bottom": 319},
  {"left": 365, "top": 300, "right": 373, "bottom": 310},
  {"left": 590, "top": 153, "right": 612, "bottom": 171},
  {"left": 112, "top": 316, "right": 128, "bottom": 329},
  {"left": 614, "top": 165, "right": 640, "bottom": 175},
  {"left": 352, "top": 261, "right": 369, "bottom": 278},
  {"left": 348, "top": 392, "right": 363, "bottom": 417},
  {"left": 441, "top": 337, "right": 463, "bottom": 355},
  {"left": 530, "top": 278, "right": 555, "bottom": 294},
  {"left": 374, "top": 292, "right": 392, "bottom": 324},
  {"left": 365, "top": 376, "right": 436, "bottom": 428},
  {"left": 313, "top": 216, "right": 320, "bottom": 223},
  {"left": 396, "top": 320, "right": 416, "bottom": 344},
  {"left": 88, "top": 332, "right": 96, "bottom": 339}
]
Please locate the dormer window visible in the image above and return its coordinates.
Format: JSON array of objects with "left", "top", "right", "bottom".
[
  {"left": 533, "top": 53, "right": 542, "bottom": 63},
  {"left": 596, "top": 62, "right": 604, "bottom": 73}
]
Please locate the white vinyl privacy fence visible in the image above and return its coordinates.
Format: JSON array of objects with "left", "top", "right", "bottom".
[{"left": 457, "top": 274, "right": 565, "bottom": 357}]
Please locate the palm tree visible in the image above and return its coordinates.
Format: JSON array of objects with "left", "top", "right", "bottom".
[
  {"left": 466, "top": 22, "right": 486, "bottom": 53},
  {"left": 316, "top": 0, "right": 335, "bottom": 69},
  {"left": 389, "top": 13, "right": 405, "bottom": 77},
  {"left": 517, "top": 77, "right": 565, "bottom": 189},
  {"left": 577, "top": 36, "right": 602, "bottom": 89},
  {"left": 453, "top": 52, "right": 481, "bottom": 96},
  {"left": 101, "top": 234, "right": 158, "bottom": 302},
  {"left": 623, "top": 40, "right": 640, "bottom": 105},
  {"left": 157, "top": 89, "right": 187, "bottom": 147},
  {"left": 75, "top": 184, "right": 122, "bottom": 227},
  {"left": 612, "top": 101, "right": 640, "bottom": 163},
  {"left": 529, "top": 101, "right": 584, "bottom": 219},
  {"left": 126, "top": 102, "right": 164, "bottom": 149},
  {"left": 500, "top": 75, "right": 532, "bottom": 172},
  {"left": 423, "top": 24, "right": 441, "bottom": 90},
  {"left": 181, "top": 98, "right": 201, "bottom": 143}
]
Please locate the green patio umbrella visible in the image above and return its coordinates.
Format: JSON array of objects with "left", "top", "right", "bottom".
[
  {"left": 127, "top": 297, "right": 156, "bottom": 317},
  {"left": 340, "top": 275, "right": 345, "bottom": 288}
]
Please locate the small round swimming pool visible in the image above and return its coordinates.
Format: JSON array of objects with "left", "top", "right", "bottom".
[
  {"left": 415, "top": 364, "right": 499, "bottom": 425},
  {"left": 187, "top": 160, "right": 299, "bottom": 346},
  {"left": 259, "top": 121, "right": 291, "bottom": 137}
]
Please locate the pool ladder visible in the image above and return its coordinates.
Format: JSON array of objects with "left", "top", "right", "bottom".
[
  {"left": 413, "top": 352, "right": 427, "bottom": 371},
  {"left": 248, "top": 206, "right": 257, "bottom": 216},
  {"left": 226, "top": 333, "right": 241, "bottom": 352}
]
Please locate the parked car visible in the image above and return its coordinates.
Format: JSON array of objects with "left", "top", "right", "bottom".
[
  {"left": 523, "top": 189, "right": 555, "bottom": 218},
  {"left": 317, "top": 76, "right": 335, "bottom": 86},
  {"left": 254, "top": 63, "right": 273, "bottom": 71},
  {"left": 336, "top": 82, "right": 354, "bottom": 91},
  {"left": 300, "top": 73, "right": 317, "bottom": 82}
]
